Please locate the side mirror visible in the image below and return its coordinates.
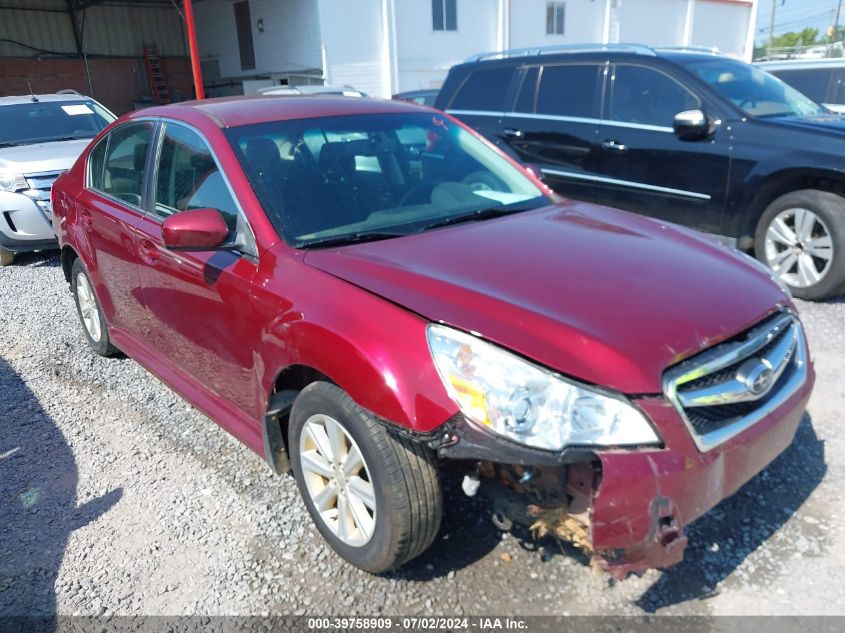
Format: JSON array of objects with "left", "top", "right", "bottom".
[
  {"left": 161, "top": 208, "right": 230, "bottom": 251},
  {"left": 673, "top": 109, "right": 716, "bottom": 141}
]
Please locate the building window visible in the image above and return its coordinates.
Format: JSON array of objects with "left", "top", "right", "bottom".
[
  {"left": 546, "top": 1, "right": 565, "bottom": 35},
  {"left": 433, "top": 0, "right": 457, "bottom": 31},
  {"left": 234, "top": 0, "right": 256, "bottom": 71}
]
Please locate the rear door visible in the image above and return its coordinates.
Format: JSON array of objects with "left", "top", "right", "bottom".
[
  {"left": 75, "top": 121, "right": 155, "bottom": 334},
  {"left": 133, "top": 121, "right": 263, "bottom": 419},
  {"left": 498, "top": 62, "right": 607, "bottom": 205},
  {"left": 592, "top": 63, "right": 731, "bottom": 233},
  {"left": 442, "top": 65, "right": 519, "bottom": 151}
]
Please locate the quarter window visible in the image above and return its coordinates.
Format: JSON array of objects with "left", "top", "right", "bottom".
[
  {"left": 609, "top": 65, "right": 699, "bottom": 127},
  {"left": 546, "top": 1, "right": 565, "bottom": 35},
  {"left": 449, "top": 67, "right": 515, "bottom": 112},
  {"left": 153, "top": 124, "right": 240, "bottom": 231},
  {"left": 536, "top": 64, "right": 600, "bottom": 118},
  {"left": 87, "top": 137, "right": 108, "bottom": 191},
  {"left": 433, "top": 0, "right": 457, "bottom": 31},
  {"left": 100, "top": 122, "right": 155, "bottom": 207}
]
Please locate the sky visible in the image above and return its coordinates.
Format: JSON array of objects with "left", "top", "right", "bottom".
[{"left": 755, "top": 0, "right": 844, "bottom": 44}]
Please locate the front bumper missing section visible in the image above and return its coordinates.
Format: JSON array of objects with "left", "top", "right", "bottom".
[{"left": 432, "top": 361, "right": 813, "bottom": 577}]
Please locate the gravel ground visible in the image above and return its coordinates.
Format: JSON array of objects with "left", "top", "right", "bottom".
[{"left": 1, "top": 251, "right": 844, "bottom": 617}]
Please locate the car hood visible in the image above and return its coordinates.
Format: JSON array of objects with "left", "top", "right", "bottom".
[
  {"left": 763, "top": 112, "right": 845, "bottom": 134},
  {"left": 0, "top": 139, "right": 90, "bottom": 175},
  {"left": 304, "top": 201, "right": 788, "bottom": 394}
]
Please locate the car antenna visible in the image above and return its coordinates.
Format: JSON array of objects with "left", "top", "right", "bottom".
[{"left": 28, "top": 82, "right": 39, "bottom": 103}]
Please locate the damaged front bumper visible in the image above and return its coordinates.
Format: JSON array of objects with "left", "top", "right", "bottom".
[{"left": 432, "top": 340, "right": 814, "bottom": 578}]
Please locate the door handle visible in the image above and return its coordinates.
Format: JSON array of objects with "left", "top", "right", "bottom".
[
  {"left": 503, "top": 128, "right": 524, "bottom": 139},
  {"left": 138, "top": 239, "right": 160, "bottom": 265},
  {"left": 601, "top": 140, "right": 628, "bottom": 152}
]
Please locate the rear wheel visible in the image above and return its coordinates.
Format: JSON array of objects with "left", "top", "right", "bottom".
[
  {"left": 0, "top": 246, "right": 14, "bottom": 267},
  {"left": 71, "top": 259, "right": 118, "bottom": 356},
  {"left": 755, "top": 189, "right": 845, "bottom": 300},
  {"left": 289, "top": 382, "right": 442, "bottom": 573}
]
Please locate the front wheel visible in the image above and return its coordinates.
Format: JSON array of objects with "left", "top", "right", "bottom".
[
  {"left": 289, "top": 382, "right": 442, "bottom": 573},
  {"left": 755, "top": 189, "right": 845, "bottom": 300}
]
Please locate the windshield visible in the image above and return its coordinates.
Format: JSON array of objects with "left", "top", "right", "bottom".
[
  {"left": 682, "top": 58, "right": 828, "bottom": 118},
  {"left": 0, "top": 100, "right": 115, "bottom": 147},
  {"left": 226, "top": 112, "right": 548, "bottom": 247}
]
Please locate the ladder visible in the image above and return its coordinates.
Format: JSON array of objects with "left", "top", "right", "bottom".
[{"left": 143, "top": 45, "right": 171, "bottom": 105}]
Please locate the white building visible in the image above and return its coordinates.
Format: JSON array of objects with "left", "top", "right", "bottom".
[{"left": 193, "top": 0, "right": 758, "bottom": 98}]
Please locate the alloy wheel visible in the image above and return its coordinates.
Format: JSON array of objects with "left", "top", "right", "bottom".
[
  {"left": 299, "top": 414, "right": 377, "bottom": 547},
  {"left": 764, "top": 207, "right": 834, "bottom": 288},
  {"left": 75, "top": 272, "right": 102, "bottom": 343}
]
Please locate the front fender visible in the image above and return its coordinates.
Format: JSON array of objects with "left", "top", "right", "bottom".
[{"left": 254, "top": 252, "right": 458, "bottom": 432}]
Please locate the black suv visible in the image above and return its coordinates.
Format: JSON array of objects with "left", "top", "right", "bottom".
[{"left": 435, "top": 44, "right": 845, "bottom": 300}]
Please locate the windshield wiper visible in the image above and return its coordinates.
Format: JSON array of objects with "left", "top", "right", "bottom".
[
  {"left": 417, "top": 200, "right": 542, "bottom": 233},
  {"left": 51, "top": 135, "right": 93, "bottom": 142},
  {"left": 299, "top": 231, "right": 406, "bottom": 249},
  {"left": 0, "top": 141, "right": 23, "bottom": 148}
]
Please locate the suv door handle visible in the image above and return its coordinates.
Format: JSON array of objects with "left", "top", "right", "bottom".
[
  {"left": 601, "top": 140, "right": 628, "bottom": 152},
  {"left": 503, "top": 128, "right": 524, "bottom": 139},
  {"left": 138, "top": 239, "right": 160, "bottom": 265}
]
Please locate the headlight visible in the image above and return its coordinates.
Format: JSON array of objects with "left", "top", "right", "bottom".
[
  {"left": 741, "top": 252, "right": 793, "bottom": 298},
  {"left": 427, "top": 324, "right": 661, "bottom": 451},
  {"left": 0, "top": 172, "right": 28, "bottom": 193}
]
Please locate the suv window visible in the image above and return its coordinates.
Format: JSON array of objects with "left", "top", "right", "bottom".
[
  {"left": 609, "top": 65, "right": 699, "bottom": 128},
  {"left": 449, "top": 67, "right": 515, "bottom": 111},
  {"left": 153, "top": 123, "right": 240, "bottom": 231},
  {"left": 772, "top": 68, "right": 833, "bottom": 104},
  {"left": 536, "top": 64, "right": 600, "bottom": 118},
  {"left": 101, "top": 122, "right": 154, "bottom": 207},
  {"left": 514, "top": 66, "right": 540, "bottom": 113}
]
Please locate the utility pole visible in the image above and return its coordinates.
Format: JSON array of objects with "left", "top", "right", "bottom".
[
  {"left": 768, "top": 0, "right": 778, "bottom": 58},
  {"left": 835, "top": 0, "right": 843, "bottom": 45}
]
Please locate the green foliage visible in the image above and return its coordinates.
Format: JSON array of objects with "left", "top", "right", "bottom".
[{"left": 770, "top": 27, "right": 821, "bottom": 49}]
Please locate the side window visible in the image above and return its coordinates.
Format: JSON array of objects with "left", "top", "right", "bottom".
[
  {"left": 514, "top": 66, "right": 539, "bottom": 113},
  {"left": 87, "top": 136, "right": 108, "bottom": 191},
  {"left": 101, "top": 122, "right": 154, "bottom": 207},
  {"left": 449, "top": 67, "right": 515, "bottom": 112},
  {"left": 153, "top": 123, "right": 240, "bottom": 231},
  {"left": 536, "top": 64, "right": 600, "bottom": 118},
  {"left": 610, "top": 65, "right": 700, "bottom": 128},
  {"left": 774, "top": 68, "right": 832, "bottom": 104}
]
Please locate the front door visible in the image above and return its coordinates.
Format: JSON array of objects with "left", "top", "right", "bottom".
[
  {"left": 134, "top": 121, "right": 261, "bottom": 419},
  {"left": 593, "top": 63, "right": 731, "bottom": 234}
]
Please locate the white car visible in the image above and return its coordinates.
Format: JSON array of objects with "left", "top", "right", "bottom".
[
  {"left": 0, "top": 93, "right": 115, "bottom": 266},
  {"left": 257, "top": 84, "right": 366, "bottom": 98},
  {"left": 757, "top": 58, "right": 845, "bottom": 114}
]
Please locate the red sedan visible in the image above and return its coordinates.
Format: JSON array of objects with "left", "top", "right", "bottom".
[{"left": 51, "top": 96, "right": 813, "bottom": 575}]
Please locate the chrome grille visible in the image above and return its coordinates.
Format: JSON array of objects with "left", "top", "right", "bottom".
[
  {"left": 664, "top": 311, "right": 808, "bottom": 451},
  {"left": 23, "top": 171, "right": 63, "bottom": 219}
]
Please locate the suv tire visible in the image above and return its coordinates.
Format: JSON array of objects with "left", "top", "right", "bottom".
[
  {"left": 71, "top": 259, "right": 119, "bottom": 356},
  {"left": 0, "top": 246, "right": 14, "bottom": 267},
  {"left": 755, "top": 189, "right": 845, "bottom": 300},
  {"left": 289, "top": 381, "right": 442, "bottom": 573}
]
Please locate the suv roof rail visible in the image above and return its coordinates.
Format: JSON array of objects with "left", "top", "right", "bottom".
[
  {"left": 656, "top": 45, "right": 721, "bottom": 55},
  {"left": 464, "top": 43, "right": 658, "bottom": 63}
]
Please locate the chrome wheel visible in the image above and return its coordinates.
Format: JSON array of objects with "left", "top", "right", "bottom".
[
  {"left": 765, "top": 207, "right": 834, "bottom": 288},
  {"left": 75, "top": 272, "right": 102, "bottom": 343},
  {"left": 299, "top": 414, "right": 377, "bottom": 547}
]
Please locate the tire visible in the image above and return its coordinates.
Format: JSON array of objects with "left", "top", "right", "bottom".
[
  {"left": 755, "top": 189, "right": 845, "bottom": 301},
  {"left": 289, "top": 382, "right": 442, "bottom": 573},
  {"left": 0, "top": 246, "right": 14, "bottom": 267},
  {"left": 71, "top": 259, "right": 118, "bottom": 357}
]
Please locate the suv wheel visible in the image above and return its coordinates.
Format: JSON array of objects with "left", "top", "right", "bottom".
[
  {"left": 71, "top": 259, "right": 118, "bottom": 356},
  {"left": 755, "top": 189, "right": 845, "bottom": 300},
  {"left": 289, "top": 382, "right": 442, "bottom": 573},
  {"left": 0, "top": 246, "right": 14, "bottom": 267}
]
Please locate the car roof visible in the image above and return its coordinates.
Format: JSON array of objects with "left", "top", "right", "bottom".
[
  {"left": 0, "top": 93, "right": 90, "bottom": 107},
  {"left": 757, "top": 58, "right": 845, "bottom": 70},
  {"left": 134, "top": 95, "right": 427, "bottom": 128}
]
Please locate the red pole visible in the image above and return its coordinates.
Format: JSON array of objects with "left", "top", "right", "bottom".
[{"left": 183, "top": 0, "right": 205, "bottom": 100}]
